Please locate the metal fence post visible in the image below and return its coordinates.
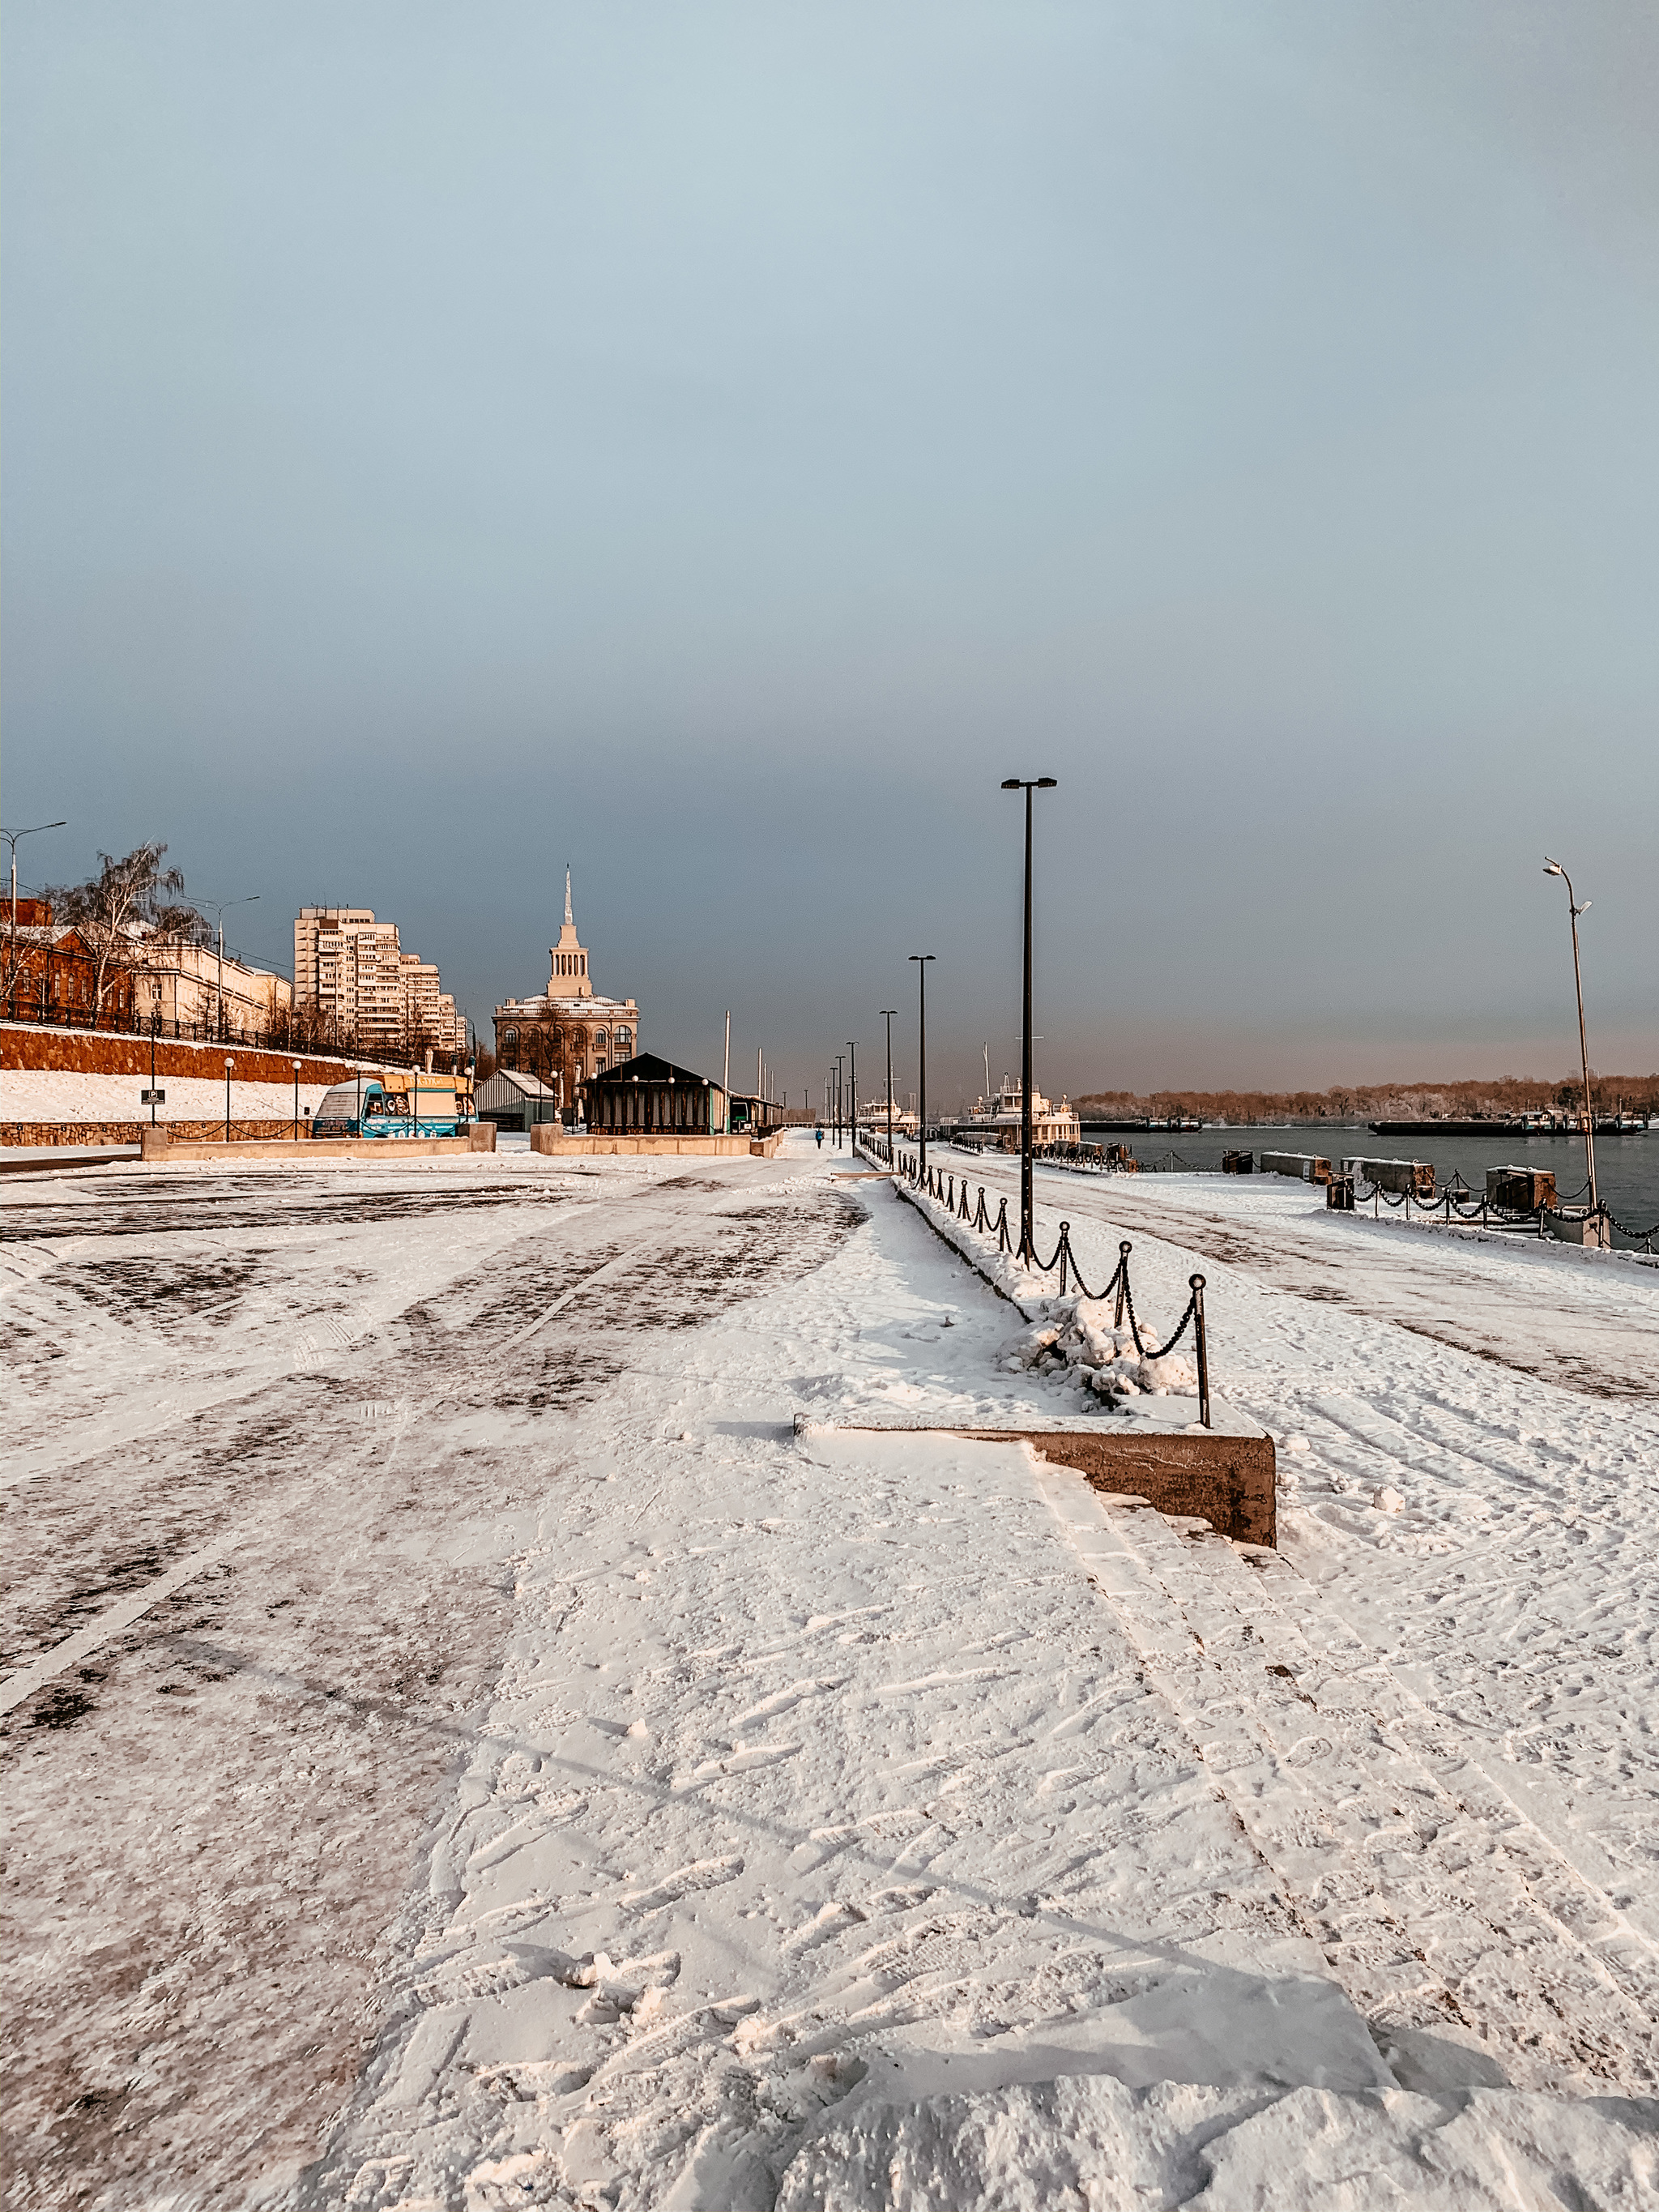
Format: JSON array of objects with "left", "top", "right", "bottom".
[
  {"left": 1191, "top": 1274, "right": 1210, "bottom": 1428},
  {"left": 1114, "top": 1241, "right": 1131, "bottom": 1327},
  {"left": 1058, "top": 1223, "right": 1069, "bottom": 1296}
]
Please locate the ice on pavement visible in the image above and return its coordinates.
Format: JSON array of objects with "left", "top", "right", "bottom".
[{"left": 4, "top": 1134, "right": 1658, "bottom": 2207}]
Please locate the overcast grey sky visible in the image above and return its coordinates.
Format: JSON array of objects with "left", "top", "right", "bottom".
[{"left": 4, "top": 1, "right": 1656, "bottom": 1106}]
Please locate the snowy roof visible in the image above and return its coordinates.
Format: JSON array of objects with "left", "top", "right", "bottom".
[{"left": 476, "top": 1069, "right": 558, "bottom": 1105}]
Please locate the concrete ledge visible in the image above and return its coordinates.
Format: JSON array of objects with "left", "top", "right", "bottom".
[
  {"left": 530, "top": 1129, "right": 783, "bottom": 1157},
  {"left": 804, "top": 1418, "right": 1276, "bottom": 1546},
  {"left": 981, "top": 1429, "right": 1276, "bottom": 1547},
  {"left": 140, "top": 1130, "right": 476, "bottom": 1162}
]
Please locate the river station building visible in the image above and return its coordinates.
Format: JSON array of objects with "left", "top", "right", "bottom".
[{"left": 492, "top": 873, "right": 639, "bottom": 1113}]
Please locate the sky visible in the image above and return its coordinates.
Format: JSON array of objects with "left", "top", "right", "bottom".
[{"left": 3, "top": 1, "right": 1657, "bottom": 1109}]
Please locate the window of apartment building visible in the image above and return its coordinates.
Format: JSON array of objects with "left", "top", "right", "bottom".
[{"left": 614, "top": 1027, "right": 632, "bottom": 1056}]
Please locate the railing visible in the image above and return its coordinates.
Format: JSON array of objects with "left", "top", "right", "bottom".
[
  {"left": 872, "top": 1135, "right": 1213, "bottom": 1424},
  {"left": 1344, "top": 1173, "right": 1659, "bottom": 1254}
]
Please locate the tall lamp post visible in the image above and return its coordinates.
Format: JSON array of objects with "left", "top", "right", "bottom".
[
  {"left": 1542, "top": 857, "right": 1598, "bottom": 1216},
  {"left": 2, "top": 818, "right": 66, "bottom": 1014},
  {"left": 908, "top": 954, "right": 935, "bottom": 1178},
  {"left": 847, "top": 1040, "right": 858, "bottom": 1156},
  {"left": 880, "top": 1009, "right": 897, "bottom": 1164},
  {"left": 1000, "top": 776, "right": 1057, "bottom": 1260},
  {"left": 834, "top": 1053, "right": 846, "bottom": 1150},
  {"left": 199, "top": 894, "right": 259, "bottom": 1040}
]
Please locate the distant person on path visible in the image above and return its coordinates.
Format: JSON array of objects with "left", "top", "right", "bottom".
[{"left": 815, "top": 1126, "right": 824, "bottom": 1150}]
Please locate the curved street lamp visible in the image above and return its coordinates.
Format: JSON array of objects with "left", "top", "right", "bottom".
[
  {"left": 1542, "top": 857, "right": 1597, "bottom": 1216},
  {"left": 1001, "top": 776, "right": 1058, "bottom": 1259}
]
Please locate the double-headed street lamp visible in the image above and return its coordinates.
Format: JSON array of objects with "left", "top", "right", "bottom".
[
  {"left": 908, "top": 954, "right": 935, "bottom": 1176},
  {"left": 880, "top": 1009, "right": 898, "bottom": 1162},
  {"left": 1542, "top": 856, "right": 1598, "bottom": 1216},
  {"left": 1001, "top": 775, "right": 1057, "bottom": 1260},
  {"left": 2, "top": 820, "right": 66, "bottom": 1010},
  {"left": 198, "top": 893, "right": 259, "bottom": 1040}
]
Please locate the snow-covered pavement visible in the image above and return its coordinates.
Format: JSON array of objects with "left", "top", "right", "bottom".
[{"left": 3, "top": 1140, "right": 1658, "bottom": 2207}]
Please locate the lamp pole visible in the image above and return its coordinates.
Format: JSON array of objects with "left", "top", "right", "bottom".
[
  {"left": 1000, "top": 776, "right": 1057, "bottom": 1259},
  {"left": 847, "top": 1040, "right": 858, "bottom": 1155},
  {"left": 723, "top": 1010, "right": 731, "bottom": 1133},
  {"left": 834, "top": 1053, "right": 846, "bottom": 1150},
  {"left": 199, "top": 894, "right": 259, "bottom": 1041},
  {"left": 880, "top": 1009, "right": 897, "bottom": 1164},
  {"left": 909, "top": 955, "right": 935, "bottom": 1178},
  {"left": 2, "top": 819, "right": 66, "bottom": 1015},
  {"left": 1542, "top": 857, "right": 1598, "bottom": 1215}
]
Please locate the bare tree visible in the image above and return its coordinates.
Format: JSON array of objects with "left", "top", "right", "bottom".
[{"left": 51, "top": 844, "right": 207, "bottom": 1021}]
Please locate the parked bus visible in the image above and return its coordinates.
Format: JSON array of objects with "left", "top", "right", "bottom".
[{"left": 312, "top": 1071, "right": 475, "bottom": 1139}]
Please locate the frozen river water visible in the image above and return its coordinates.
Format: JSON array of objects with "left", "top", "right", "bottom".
[{"left": 3, "top": 1140, "right": 1658, "bottom": 2207}]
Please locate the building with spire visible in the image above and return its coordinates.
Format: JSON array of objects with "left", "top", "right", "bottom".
[{"left": 491, "top": 871, "right": 639, "bottom": 1114}]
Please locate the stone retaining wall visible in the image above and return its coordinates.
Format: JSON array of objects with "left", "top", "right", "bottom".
[
  {"left": 2, "top": 1119, "right": 301, "bottom": 1147},
  {"left": 0, "top": 1022, "right": 399, "bottom": 1087}
]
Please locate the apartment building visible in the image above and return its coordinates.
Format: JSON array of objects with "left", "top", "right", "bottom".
[{"left": 293, "top": 906, "right": 466, "bottom": 1055}]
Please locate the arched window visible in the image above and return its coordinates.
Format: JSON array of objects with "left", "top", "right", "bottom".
[
  {"left": 614, "top": 1027, "right": 631, "bottom": 1057},
  {"left": 501, "top": 1027, "right": 519, "bottom": 1067},
  {"left": 595, "top": 1030, "right": 609, "bottom": 1053}
]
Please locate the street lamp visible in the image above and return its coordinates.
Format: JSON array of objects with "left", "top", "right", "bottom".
[
  {"left": 2, "top": 819, "right": 66, "bottom": 1015},
  {"left": 834, "top": 1053, "right": 846, "bottom": 1150},
  {"left": 198, "top": 894, "right": 259, "bottom": 1041},
  {"left": 880, "top": 1010, "right": 898, "bottom": 1164},
  {"left": 908, "top": 955, "right": 935, "bottom": 1178},
  {"left": 1542, "top": 858, "right": 1598, "bottom": 1216},
  {"left": 1001, "top": 776, "right": 1057, "bottom": 1260},
  {"left": 847, "top": 1040, "right": 859, "bottom": 1157}
]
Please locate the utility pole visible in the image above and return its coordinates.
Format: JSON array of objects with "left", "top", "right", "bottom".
[
  {"left": 909, "top": 955, "right": 935, "bottom": 1178},
  {"left": 1000, "top": 776, "right": 1057, "bottom": 1259},
  {"left": 881, "top": 1009, "right": 897, "bottom": 1163},
  {"left": 723, "top": 1010, "right": 731, "bottom": 1134}
]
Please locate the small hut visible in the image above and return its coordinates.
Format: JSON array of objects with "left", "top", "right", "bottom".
[{"left": 582, "top": 1053, "right": 728, "bottom": 1137}]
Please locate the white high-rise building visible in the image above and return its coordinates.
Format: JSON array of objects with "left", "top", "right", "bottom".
[{"left": 293, "top": 906, "right": 465, "bottom": 1053}]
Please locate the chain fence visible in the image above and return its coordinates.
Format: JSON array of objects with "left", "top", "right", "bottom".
[{"left": 861, "top": 1129, "right": 1213, "bottom": 1424}]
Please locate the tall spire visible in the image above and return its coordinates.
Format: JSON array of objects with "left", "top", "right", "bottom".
[{"left": 564, "top": 865, "right": 574, "bottom": 929}]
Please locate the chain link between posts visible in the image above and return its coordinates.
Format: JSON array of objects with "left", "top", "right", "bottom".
[{"left": 856, "top": 1127, "right": 1212, "bottom": 1424}]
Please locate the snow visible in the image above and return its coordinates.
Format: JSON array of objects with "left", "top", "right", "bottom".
[
  {"left": 4, "top": 1136, "right": 1658, "bottom": 2205},
  {"left": 0, "top": 1065, "right": 346, "bottom": 1124}
]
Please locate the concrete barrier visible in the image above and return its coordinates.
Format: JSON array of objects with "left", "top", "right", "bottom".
[
  {"left": 1260, "top": 1151, "right": 1333, "bottom": 1184},
  {"left": 1544, "top": 1207, "right": 1611, "bottom": 1249},
  {"left": 530, "top": 1129, "right": 783, "bottom": 1158},
  {"left": 1341, "top": 1157, "right": 1435, "bottom": 1198},
  {"left": 1487, "top": 1166, "right": 1556, "bottom": 1212},
  {"left": 141, "top": 1129, "right": 476, "bottom": 1162}
]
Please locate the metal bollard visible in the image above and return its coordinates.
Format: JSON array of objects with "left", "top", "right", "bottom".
[
  {"left": 1114, "top": 1241, "right": 1132, "bottom": 1327},
  {"left": 1058, "top": 1224, "right": 1070, "bottom": 1295},
  {"left": 1191, "top": 1275, "right": 1210, "bottom": 1428}
]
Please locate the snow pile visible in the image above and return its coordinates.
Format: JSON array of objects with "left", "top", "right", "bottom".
[
  {"left": 1003, "top": 1302, "right": 1198, "bottom": 1403},
  {"left": 777, "top": 2074, "right": 1658, "bottom": 2210}
]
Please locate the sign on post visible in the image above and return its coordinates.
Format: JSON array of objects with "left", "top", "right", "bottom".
[{"left": 141, "top": 1089, "right": 165, "bottom": 1105}]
